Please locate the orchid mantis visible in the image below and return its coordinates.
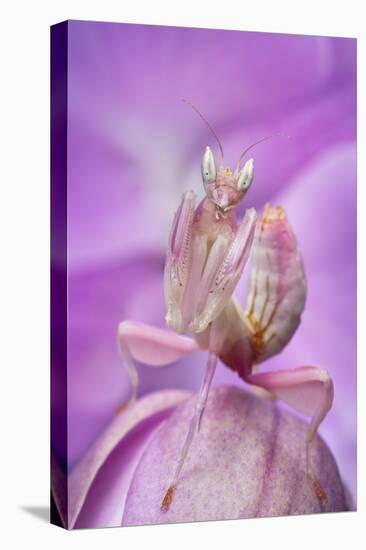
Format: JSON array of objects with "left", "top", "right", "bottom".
[{"left": 117, "top": 104, "right": 334, "bottom": 511}]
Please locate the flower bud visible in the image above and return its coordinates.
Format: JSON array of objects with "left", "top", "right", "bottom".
[{"left": 122, "top": 386, "right": 347, "bottom": 525}]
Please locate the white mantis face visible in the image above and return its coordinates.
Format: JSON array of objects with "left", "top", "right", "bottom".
[{"left": 201, "top": 146, "right": 254, "bottom": 215}]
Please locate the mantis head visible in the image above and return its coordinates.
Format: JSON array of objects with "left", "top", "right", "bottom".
[
  {"left": 202, "top": 146, "right": 254, "bottom": 214},
  {"left": 183, "top": 99, "right": 282, "bottom": 217}
]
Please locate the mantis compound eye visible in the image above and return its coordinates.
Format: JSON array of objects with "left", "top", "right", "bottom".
[
  {"left": 237, "top": 158, "right": 254, "bottom": 193},
  {"left": 201, "top": 146, "right": 217, "bottom": 185}
]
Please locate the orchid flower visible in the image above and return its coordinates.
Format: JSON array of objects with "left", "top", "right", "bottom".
[{"left": 54, "top": 22, "right": 356, "bottom": 526}]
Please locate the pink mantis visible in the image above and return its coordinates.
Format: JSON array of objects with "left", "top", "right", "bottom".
[{"left": 117, "top": 103, "right": 334, "bottom": 511}]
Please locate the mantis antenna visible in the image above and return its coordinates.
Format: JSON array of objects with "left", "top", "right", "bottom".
[
  {"left": 182, "top": 99, "right": 225, "bottom": 166},
  {"left": 236, "top": 133, "right": 288, "bottom": 172}
]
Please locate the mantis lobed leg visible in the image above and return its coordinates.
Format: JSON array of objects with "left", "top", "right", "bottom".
[
  {"left": 160, "top": 316, "right": 227, "bottom": 511},
  {"left": 117, "top": 320, "right": 220, "bottom": 511},
  {"left": 117, "top": 320, "right": 201, "bottom": 410},
  {"left": 246, "top": 366, "right": 334, "bottom": 441},
  {"left": 246, "top": 366, "right": 333, "bottom": 506},
  {"left": 160, "top": 350, "right": 218, "bottom": 511}
]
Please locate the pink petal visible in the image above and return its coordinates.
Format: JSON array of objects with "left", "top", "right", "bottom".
[{"left": 68, "top": 390, "right": 190, "bottom": 528}]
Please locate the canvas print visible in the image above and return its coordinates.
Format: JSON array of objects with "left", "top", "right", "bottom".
[{"left": 50, "top": 20, "right": 356, "bottom": 529}]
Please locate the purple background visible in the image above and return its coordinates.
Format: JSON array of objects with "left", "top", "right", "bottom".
[{"left": 63, "top": 21, "right": 356, "bottom": 499}]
